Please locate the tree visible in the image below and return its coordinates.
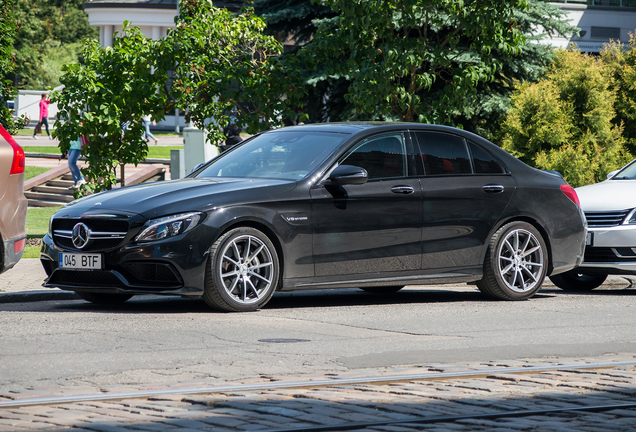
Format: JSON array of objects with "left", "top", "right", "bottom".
[
  {"left": 168, "top": 0, "right": 293, "bottom": 144},
  {"left": 601, "top": 34, "right": 636, "bottom": 155},
  {"left": 0, "top": 0, "right": 25, "bottom": 132},
  {"left": 501, "top": 49, "right": 630, "bottom": 187},
  {"left": 53, "top": 24, "right": 170, "bottom": 193},
  {"left": 255, "top": 0, "right": 576, "bottom": 135},
  {"left": 54, "top": 1, "right": 291, "bottom": 194},
  {"left": 296, "top": 0, "right": 528, "bottom": 125},
  {"left": 11, "top": 0, "right": 97, "bottom": 89}
]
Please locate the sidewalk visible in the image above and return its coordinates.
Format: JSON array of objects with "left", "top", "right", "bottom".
[{"left": 0, "top": 259, "right": 77, "bottom": 303}]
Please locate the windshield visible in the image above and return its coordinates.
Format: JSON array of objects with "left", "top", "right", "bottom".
[
  {"left": 611, "top": 160, "right": 636, "bottom": 180},
  {"left": 196, "top": 130, "right": 348, "bottom": 181}
]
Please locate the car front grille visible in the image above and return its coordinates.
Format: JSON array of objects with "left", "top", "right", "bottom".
[
  {"left": 52, "top": 218, "right": 129, "bottom": 252},
  {"left": 585, "top": 210, "right": 630, "bottom": 227},
  {"left": 49, "top": 263, "right": 182, "bottom": 290}
]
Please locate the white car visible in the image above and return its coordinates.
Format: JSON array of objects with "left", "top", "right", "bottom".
[{"left": 550, "top": 160, "right": 636, "bottom": 290}]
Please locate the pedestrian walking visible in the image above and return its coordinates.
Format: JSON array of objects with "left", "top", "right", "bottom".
[
  {"left": 68, "top": 134, "right": 87, "bottom": 189},
  {"left": 33, "top": 93, "right": 52, "bottom": 140},
  {"left": 142, "top": 114, "right": 158, "bottom": 145}
]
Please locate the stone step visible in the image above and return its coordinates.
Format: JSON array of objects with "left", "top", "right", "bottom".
[
  {"left": 27, "top": 199, "right": 68, "bottom": 208},
  {"left": 32, "top": 185, "right": 74, "bottom": 195},
  {"left": 24, "top": 191, "right": 75, "bottom": 203},
  {"left": 48, "top": 180, "right": 75, "bottom": 188},
  {"left": 61, "top": 174, "right": 74, "bottom": 181}
]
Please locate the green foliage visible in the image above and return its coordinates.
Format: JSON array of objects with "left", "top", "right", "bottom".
[
  {"left": 297, "top": 0, "right": 528, "bottom": 124},
  {"left": 257, "top": 0, "right": 576, "bottom": 133},
  {"left": 168, "top": 1, "right": 294, "bottom": 144},
  {"left": 53, "top": 24, "right": 170, "bottom": 194},
  {"left": 27, "top": 41, "right": 81, "bottom": 89},
  {"left": 11, "top": 0, "right": 97, "bottom": 89},
  {"left": 0, "top": 0, "right": 23, "bottom": 132},
  {"left": 601, "top": 35, "right": 636, "bottom": 155},
  {"left": 502, "top": 49, "right": 630, "bottom": 187},
  {"left": 254, "top": 0, "right": 336, "bottom": 46}
]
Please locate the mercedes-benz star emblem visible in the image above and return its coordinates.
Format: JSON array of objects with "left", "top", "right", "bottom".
[{"left": 71, "top": 223, "right": 91, "bottom": 249}]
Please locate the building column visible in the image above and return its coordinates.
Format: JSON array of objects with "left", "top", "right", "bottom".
[{"left": 103, "top": 25, "right": 114, "bottom": 47}]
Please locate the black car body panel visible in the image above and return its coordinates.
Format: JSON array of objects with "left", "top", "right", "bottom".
[{"left": 41, "top": 123, "right": 586, "bottom": 305}]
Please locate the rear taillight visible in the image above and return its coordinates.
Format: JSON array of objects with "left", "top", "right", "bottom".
[
  {"left": 0, "top": 124, "right": 25, "bottom": 175},
  {"left": 560, "top": 184, "right": 580, "bottom": 207},
  {"left": 14, "top": 238, "right": 25, "bottom": 254}
]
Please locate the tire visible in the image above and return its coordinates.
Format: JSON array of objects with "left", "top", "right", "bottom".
[
  {"left": 360, "top": 286, "right": 404, "bottom": 294},
  {"left": 549, "top": 271, "right": 607, "bottom": 291},
  {"left": 202, "top": 227, "right": 280, "bottom": 312},
  {"left": 75, "top": 291, "right": 133, "bottom": 304},
  {"left": 477, "top": 221, "right": 547, "bottom": 300}
]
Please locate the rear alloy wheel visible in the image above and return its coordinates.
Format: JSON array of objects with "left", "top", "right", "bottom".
[
  {"left": 478, "top": 221, "right": 547, "bottom": 300},
  {"left": 360, "top": 286, "right": 404, "bottom": 294},
  {"left": 75, "top": 291, "right": 133, "bottom": 304},
  {"left": 203, "top": 227, "right": 279, "bottom": 312},
  {"left": 549, "top": 272, "right": 607, "bottom": 291}
]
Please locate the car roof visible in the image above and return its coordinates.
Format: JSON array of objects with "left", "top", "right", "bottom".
[{"left": 272, "top": 122, "right": 477, "bottom": 135}]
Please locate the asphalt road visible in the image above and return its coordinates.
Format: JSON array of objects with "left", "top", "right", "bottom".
[{"left": 2, "top": 284, "right": 636, "bottom": 390}]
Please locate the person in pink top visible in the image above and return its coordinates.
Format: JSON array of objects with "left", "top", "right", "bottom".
[{"left": 33, "top": 93, "right": 52, "bottom": 140}]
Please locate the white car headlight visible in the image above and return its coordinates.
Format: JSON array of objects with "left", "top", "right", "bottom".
[
  {"left": 136, "top": 212, "right": 203, "bottom": 242},
  {"left": 626, "top": 209, "right": 636, "bottom": 225}
]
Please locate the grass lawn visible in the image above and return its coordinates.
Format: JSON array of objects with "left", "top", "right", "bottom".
[
  {"left": 23, "top": 206, "right": 62, "bottom": 258},
  {"left": 24, "top": 166, "right": 51, "bottom": 181},
  {"left": 22, "top": 145, "right": 182, "bottom": 159}
]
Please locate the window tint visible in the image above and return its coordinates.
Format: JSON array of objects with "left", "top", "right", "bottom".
[
  {"left": 340, "top": 133, "right": 406, "bottom": 180},
  {"left": 414, "top": 132, "right": 471, "bottom": 175},
  {"left": 468, "top": 141, "right": 505, "bottom": 174}
]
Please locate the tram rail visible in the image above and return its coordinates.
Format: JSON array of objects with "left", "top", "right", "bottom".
[{"left": 2, "top": 359, "right": 635, "bottom": 410}]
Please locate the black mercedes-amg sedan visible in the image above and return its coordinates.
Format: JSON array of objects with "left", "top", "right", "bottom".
[{"left": 41, "top": 123, "right": 586, "bottom": 311}]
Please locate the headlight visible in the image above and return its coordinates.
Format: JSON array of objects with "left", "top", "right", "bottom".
[
  {"left": 136, "top": 212, "right": 203, "bottom": 242},
  {"left": 626, "top": 209, "right": 636, "bottom": 225}
]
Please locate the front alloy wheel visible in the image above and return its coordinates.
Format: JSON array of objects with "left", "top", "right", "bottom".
[
  {"left": 203, "top": 227, "right": 279, "bottom": 312},
  {"left": 478, "top": 221, "right": 547, "bottom": 300}
]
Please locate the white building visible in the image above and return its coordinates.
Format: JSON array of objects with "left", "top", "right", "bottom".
[{"left": 544, "top": 1, "right": 636, "bottom": 53}]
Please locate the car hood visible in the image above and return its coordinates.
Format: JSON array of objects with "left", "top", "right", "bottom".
[
  {"left": 63, "top": 177, "right": 298, "bottom": 218},
  {"left": 576, "top": 179, "right": 636, "bottom": 212}
]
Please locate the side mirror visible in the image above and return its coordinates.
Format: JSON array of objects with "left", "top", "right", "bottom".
[
  {"left": 328, "top": 165, "right": 368, "bottom": 185},
  {"left": 607, "top": 169, "right": 619, "bottom": 180}
]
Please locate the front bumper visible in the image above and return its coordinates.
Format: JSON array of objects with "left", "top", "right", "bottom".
[
  {"left": 577, "top": 226, "right": 636, "bottom": 275},
  {"left": 40, "top": 229, "right": 211, "bottom": 297}
]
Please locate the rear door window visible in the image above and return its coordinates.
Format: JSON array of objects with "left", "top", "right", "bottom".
[{"left": 413, "top": 132, "right": 472, "bottom": 175}]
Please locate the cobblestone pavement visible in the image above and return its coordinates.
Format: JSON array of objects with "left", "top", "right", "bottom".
[{"left": 2, "top": 354, "right": 636, "bottom": 431}]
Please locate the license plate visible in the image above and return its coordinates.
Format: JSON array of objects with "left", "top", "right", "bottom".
[
  {"left": 59, "top": 252, "right": 102, "bottom": 270},
  {"left": 585, "top": 232, "right": 593, "bottom": 246}
]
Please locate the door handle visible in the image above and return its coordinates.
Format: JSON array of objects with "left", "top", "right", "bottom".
[
  {"left": 483, "top": 185, "right": 505, "bottom": 194},
  {"left": 391, "top": 185, "right": 415, "bottom": 194}
]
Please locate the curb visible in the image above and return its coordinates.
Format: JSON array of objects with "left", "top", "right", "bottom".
[{"left": 0, "top": 290, "right": 78, "bottom": 304}]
